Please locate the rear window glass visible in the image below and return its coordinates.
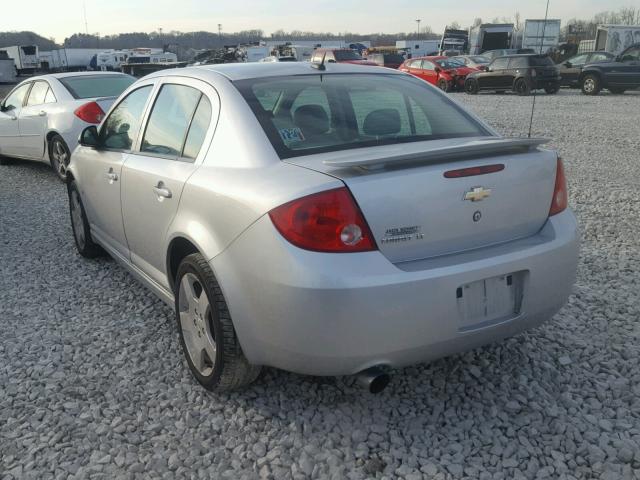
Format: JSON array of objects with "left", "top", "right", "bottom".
[
  {"left": 236, "top": 74, "right": 488, "bottom": 159},
  {"left": 530, "top": 56, "right": 554, "bottom": 67},
  {"left": 334, "top": 50, "right": 362, "bottom": 61},
  {"left": 59, "top": 75, "right": 135, "bottom": 99}
]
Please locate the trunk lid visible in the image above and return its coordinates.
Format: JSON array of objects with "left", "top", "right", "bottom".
[{"left": 285, "top": 137, "right": 557, "bottom": 264}]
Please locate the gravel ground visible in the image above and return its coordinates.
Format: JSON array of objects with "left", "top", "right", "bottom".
[{"left": 1, "top": 89, "right": 640, "bottom": 480}]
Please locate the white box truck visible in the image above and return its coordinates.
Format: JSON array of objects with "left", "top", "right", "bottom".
[
  {"left": 522, "top": 19, "right": 561, "bottom": 53},
  {"left": 595, "top": 25, "right": 640, "bottom": 56},
  {"left": 0, "top": 45, "right": 39, "bottom": 74},
  {"left": 469, "top": 24, "right": 515, "bottom": 54},
  {"left": 395, "top": 40, "right": 440, "bottom": 58},
  {"left": 53, "top": 48, "right": 113, "bottom": 71}
]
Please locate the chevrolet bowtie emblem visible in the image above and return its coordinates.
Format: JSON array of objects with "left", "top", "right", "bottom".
[{"left": 464, "top": 186, "right": 492, "bottom": 202}]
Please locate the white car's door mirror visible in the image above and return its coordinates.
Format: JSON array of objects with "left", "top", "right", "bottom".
[{"left": 80, "top": 126, "right": 99, "bottom": 147}]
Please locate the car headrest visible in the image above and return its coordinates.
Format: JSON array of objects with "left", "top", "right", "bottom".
[
  {"left": 363, "top": 109, "right": 401, "bottom": 136},
  {"left": 293, "top": 105, "right": 330, "bottom": 136}
]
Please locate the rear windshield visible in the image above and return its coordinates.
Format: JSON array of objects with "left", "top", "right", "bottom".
[
  {"left": 334, "top": 50, "right": 362, "bottom": 61},
  {"left": 384, "top": 54, "right": 405, "bottom": 64},
  {"left": 530, "top": 56, "right": 553, "bottom": 66},
  {"left": 236, "top": 73, "right": 489, "bottom": 159},
  {"left": 59, "top": 75, "right": 136, "bottom": 99}
]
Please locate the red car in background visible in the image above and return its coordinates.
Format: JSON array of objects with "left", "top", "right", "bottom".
[
  {"left": 311, "top": 49, "right": 378, "bottom": 66},
  {"left": 399, "top": 56, "right": 479, "bottom": 92}
]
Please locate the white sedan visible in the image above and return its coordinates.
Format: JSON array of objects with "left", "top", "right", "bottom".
[{"left": 0, "top": 72, "right": 135, "bottom": 180}]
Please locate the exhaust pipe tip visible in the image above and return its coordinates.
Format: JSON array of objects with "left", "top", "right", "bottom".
[{"left": 356, "top": 367, "right": 390, "bottom": 394}]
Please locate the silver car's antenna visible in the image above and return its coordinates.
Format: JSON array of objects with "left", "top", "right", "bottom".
[{"left": 528, "top": 0, "right": 551, "bottom": 138}]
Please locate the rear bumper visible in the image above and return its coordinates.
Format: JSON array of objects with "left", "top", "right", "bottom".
[{"left": 211, "top": 209, "right": 579, "bottom": 376}]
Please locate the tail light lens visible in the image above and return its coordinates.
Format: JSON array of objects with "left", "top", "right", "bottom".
[
  {"left": 549, "top": 157, "right": 568, "bottom": 216},
  {"left": 269, "top": 187, "right": 377, "bottom": 253},
  {"left": 74, "top": 101, "right": 106, "bottom": 124}
]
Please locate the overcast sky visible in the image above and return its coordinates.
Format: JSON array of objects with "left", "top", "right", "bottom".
[{"left": 7, "top": 0, "right": 634, "bottom": 42}]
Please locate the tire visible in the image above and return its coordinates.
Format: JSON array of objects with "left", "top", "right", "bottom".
[
  {"left": 437, "top": 78, "right": 451, "bottom": 92},
  {"left": 581, "top": 74, "right": 601, "bottom": 96},
  {"left": 544, "top": 83, "right": 560, "bottom": 94},
  {"left": 464, "top": 78, "right": 479, "bottom": 95},
  {"left": 609, "top": 87, "right": 626, "bottom": 94},
  {"left": 49, "top": 134, "right": 71, "bottom": 182},
  {"left": 495, "top": 90, "right": 506, "bottom": 94},
  {"left": 0, "top": 156, "right": 12, "bottom": 165},
  {"left": 67, "top": 181, "right": 103, "bottom": 258},
  {"left": 174, "top": 253, "right": 261, "bottom": 391},
  {"left": 514, "top": 78, "right": 531, "bottom": 96}
]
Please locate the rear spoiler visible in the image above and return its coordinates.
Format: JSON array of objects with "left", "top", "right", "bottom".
[{"left": 322, "top": 137, "right": 549, "bottom": 170}]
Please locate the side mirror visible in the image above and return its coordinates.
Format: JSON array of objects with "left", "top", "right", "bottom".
[
  {"left": 564, "top": 61, "right": 572, "bottom": 68},
  {"left": 615, "top": 55, "right": 622, "bottom": 62},
  {"left": 79, "top": 126, "right": 99, "bottom": 147},
  {"left": 434, "top": 67, "right": 441, "bottom": 73}
]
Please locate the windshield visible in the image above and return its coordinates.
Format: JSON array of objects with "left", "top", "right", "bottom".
[
  {"left": 236, "top": 73, "right": 489, "bottom": 159},
  {"left": 59, "top": 75, "right": 136, "bottom": 99},
  {"left": 334, "top": 50, "right": 363, "bottom": 61},
  {"left": 470, "top": 55, "right": 490, "bottom": 64},
  {"left": 435, "top": 58, "right": 465, "bottom": 69}
]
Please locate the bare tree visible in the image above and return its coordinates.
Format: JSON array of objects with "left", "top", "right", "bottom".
[
  {"left": 514, "top": 12, "right": 522, "bottom": 32},
  {"left": 449, "top": 22, "right": 461, "bottom": 30}
]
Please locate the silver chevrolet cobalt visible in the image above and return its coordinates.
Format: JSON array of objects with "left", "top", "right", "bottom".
[{"left": 67, "top": 62, "right": 579, "bottom": 392}]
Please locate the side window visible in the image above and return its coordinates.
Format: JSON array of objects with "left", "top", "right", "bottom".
[
  {"left": 183, "top": 96, "right": 213, "bottom": 159},
  {"left": 3, "top": 83, "right": 31, "bottom": 111},
  {"left": 101, "top": 85, "right": 152, "bottom": 150},
  {"left": 349, "top": 87, "right": 412, "bottom": 137},
  {"left": 508, "top": 57, "right": 528, "bottom": 69},
  {"left": 621, "top": 48, "right": 640, "bottom": 62},
  {"left": 589, "top": 53, "right": 609, "bottom": 62},
  {"left": 140, "top": 84, "right": 202, "bottom": 158},
  {"left": 311, "top": 52, "right": 323, "bottom": 63},
  {"left": 26, "top": 81, "right": 50, "bottom": 106},
  {"left": 44, "top": 88, "right": 57, "bottom": 104},
  {"left": 491, "top": 58, "right": 509, "bottom": 70},
  {"left": 422, "top": 61, "right": 434, "bottom": 71},
  {"left": 570, "top": 54, "right": 588, "bottom": 65}
]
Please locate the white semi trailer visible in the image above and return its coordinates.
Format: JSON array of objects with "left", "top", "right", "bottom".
[
  {"left": 595, "top": 25, "right": 640, "bottom": 56},
  {"left": 522, "top": 19, "right": 561, "bottom": 53},
  {"left": 0, "top": 45, "right": 39, "bottom": 74},
  {"left": 469, "top": 24, "right": 515, "bottom": 55}
]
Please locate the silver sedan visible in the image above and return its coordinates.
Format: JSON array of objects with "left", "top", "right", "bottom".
[
  {"left": 0, "top": 72, "right": 134, "bottom": 180},
  {"left": 67, "top": 63, "right": 579, "bottom": 392}
]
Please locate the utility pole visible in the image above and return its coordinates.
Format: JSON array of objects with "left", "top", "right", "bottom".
[
  {"left": 415, "top": 19, "right": 421, "bottom": 40},
  {"left": 218, "top": 24, "right": 222, "bottom": 45},
  {"left": 83, "top": 0, "right": 89, "bottom": 35}
]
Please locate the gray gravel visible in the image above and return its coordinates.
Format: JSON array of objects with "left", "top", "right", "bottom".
[{"left": 1, "top": 89, "right": 640, "bottom": 480}]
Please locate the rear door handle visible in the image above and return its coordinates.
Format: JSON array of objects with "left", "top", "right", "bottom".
[
  {"left": 153, "top": 182, "right": 172, "bottom": 199},
  {"left": 106, "top": 168, "right": 118, "bottom": 183}
]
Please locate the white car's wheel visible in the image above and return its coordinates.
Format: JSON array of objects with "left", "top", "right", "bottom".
[
  {"left": 175, "top": 253, "right": 261, "bottom": 391},
  {"left": 49, "top": 134, "right": 71, "bottom": 182}
]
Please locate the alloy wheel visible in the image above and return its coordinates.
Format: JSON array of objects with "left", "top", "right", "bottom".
[
  {"left": 583, "top": 78, "right": 595, "bottom": 94},
  {"left": 51, "top": 140, "right": 69, "bottom": 180},
  {"left": 178, "top": 273, "right": 217, "bottom": 376}
]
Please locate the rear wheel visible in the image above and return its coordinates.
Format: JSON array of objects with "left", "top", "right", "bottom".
[
  {"left": 464, "top": 78, "right": 479, "bottom": 95},
  {"left": 437, "top": 78, "right": 451, "bottom": 92},
  {"left": 67, "top": 181, "right": 103, "bottom": 258},
  {"left": 581, "top": 74, "right": 601, "bottom": 96},
  {"left": 609, "top": 87, "right": 626, "bottom": 94},
  {"left": 175, "top": 253, "right": 261, "bottom": 391},
  {"left": 49, "top": 134, "right": 71, "bottom": 182},
  {"left": 0, "top": 156, "right": 12, "bottom": 166},
  {"left": 544, "top": 83, "right": 560, "bottom": 94},
  {"left": 514, "top": 78, "right": 531, "bottom": 96}
]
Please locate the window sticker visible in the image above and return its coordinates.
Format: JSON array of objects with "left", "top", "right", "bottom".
[{"left": 279, "top": 127, "right": 305, "bottom": 143}]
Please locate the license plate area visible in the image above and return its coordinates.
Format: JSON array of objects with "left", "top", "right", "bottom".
[{"left": 456, "top": 271, "right": 526, "bottom": 331}]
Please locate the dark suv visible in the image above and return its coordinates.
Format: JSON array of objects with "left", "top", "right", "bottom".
[
  {"left": 464, "top": 54, "right": 561, "bottom": 96},
  {"left": 579, "top": 44, "right": 640, "bottom": 95}
]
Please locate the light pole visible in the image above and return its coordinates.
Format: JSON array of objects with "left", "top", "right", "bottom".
[
  {"left": 218, "top": 24, "right": 222, "bottom": 45},
  {"left": 415, "top": 19, "right": 421, "bottom": 40}
]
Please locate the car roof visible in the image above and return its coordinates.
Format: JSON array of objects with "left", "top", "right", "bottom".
[
  {"left": 417, "top": 56, "right": 446, "bottom": 61},
  {"left": 147, "top": 62, "right": 402, "bottom": 81},
  {"left": 25, "top": 71, "right": 130, "bottom": 82}
]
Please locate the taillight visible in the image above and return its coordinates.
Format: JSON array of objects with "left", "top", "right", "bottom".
[
  {"left": 549, "top": 157, "right": 568, "bottom": 216},
  {"left": 74, "top": 101, "right": 106, "bottom": 124},
  {"left": 268, "top": 187, "right": 377, "bottom": 253}
]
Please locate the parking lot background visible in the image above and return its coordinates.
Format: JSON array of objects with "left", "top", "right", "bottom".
[{"left": 1, "top": 87, "right": 640, "bottom": 479}]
